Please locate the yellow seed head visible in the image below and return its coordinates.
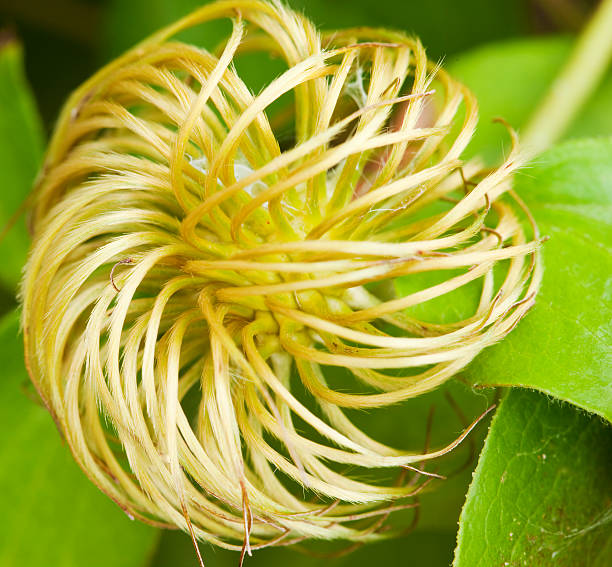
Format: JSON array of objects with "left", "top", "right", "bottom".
[{"left": 20, "top": 0, "right": 541, "bottom": 553}]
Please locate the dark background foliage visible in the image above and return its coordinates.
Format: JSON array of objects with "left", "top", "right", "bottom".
[{"left": 0, "top": 0, "right": 599, "bottom": 132}]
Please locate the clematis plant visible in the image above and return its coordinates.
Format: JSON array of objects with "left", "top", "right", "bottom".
[{"left": 0, "top": 0, "right": 610, "bottom": 566}]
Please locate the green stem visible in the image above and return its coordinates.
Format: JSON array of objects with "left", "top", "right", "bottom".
[{"left": 522, "top": 0, "right": 612, "bottom": 156}]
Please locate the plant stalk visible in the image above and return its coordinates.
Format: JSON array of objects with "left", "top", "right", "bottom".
[{"left": 523, "top": 0, "right": 612, "bottom": 155}]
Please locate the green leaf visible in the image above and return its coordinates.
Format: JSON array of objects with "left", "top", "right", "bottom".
[
  {"left": 454, "top": 388, "right": 612, "bottom": 567},
  {"left": 0, "top": 312, "right": 158, "bottom": 567},
  {"left": 464, "top": 138, "right": 612, "bottom": 422},
  {"left": 448, "top": 36, "right": 612, "bottom": 164},
  {"left": 0, "top": 38, "right": 44, "bottom": 292}
]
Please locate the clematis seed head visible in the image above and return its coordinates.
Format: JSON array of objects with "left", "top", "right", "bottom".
[{"left": 20, "top": 0, "right": 541, "bottom": 555}]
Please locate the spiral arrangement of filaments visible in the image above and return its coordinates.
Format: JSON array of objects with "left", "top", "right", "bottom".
[{"left": 21, "top": 0, "right": 541, "bottom": 555}]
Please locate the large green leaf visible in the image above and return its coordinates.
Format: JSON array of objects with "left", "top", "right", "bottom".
[
  {"left": 0, "top": 39, "right": 44, "bottom": 292},
  {"left": 396, "top": 139, "right": 612, "bottom": 421},
  {"left": 454, "top": 388, "right": 612, "bottom": 567},
  {"left": 464, "top": 139, "right": 612, "bottom": 422},
  {"left": 0, "top": 312, "right": 158, "bottom": 567},
  {"left": 448, "top": 36, "right": 612, "bottom": 164}
]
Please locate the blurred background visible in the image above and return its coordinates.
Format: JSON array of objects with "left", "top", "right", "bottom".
[
  {"left": 0, "top": 0, "right": 601, "bottom": 132},
  {"left": 0, "top": 1, "right": 608, "bottom": 566}
]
